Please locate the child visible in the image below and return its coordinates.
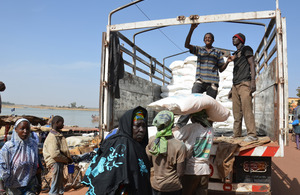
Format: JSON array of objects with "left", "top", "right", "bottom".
[{"left": 43, "top": 115, "right": 72, "bottom": 195}]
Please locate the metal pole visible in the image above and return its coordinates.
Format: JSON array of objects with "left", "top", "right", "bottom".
[
  {"left": 163, "top": 51, "right": 189, "bottom": 67},
  {"left": 108, "top": 0, "right": 144, "bottom": 26},
  {"left": 103, "top": 0, "right": 144, "bottom": 132},
  {"left": 275, "top": 9, "right": 285, "bottom": 153},
  {"left": 133, "top": 26, "right": 166, "bottom": 75},
  {"left": 133, "top": 26, "right": 166, "bottom": 43},
  {"left": 282, "top": 17, "right": 289, "bottom": 146},
  {"left": 99, "top": 32, "right": 106, "bottom": 142}
]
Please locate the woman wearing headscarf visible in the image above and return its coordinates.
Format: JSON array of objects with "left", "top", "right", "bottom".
[
  {"left": 146, "top": 110, "right": 186, "bottom": 195},
  {"left": 83, "top": 106, "right": 152, "bottom": 195},
  {"left": 0, "top": 118, "right": 41, "bottom": 195}
]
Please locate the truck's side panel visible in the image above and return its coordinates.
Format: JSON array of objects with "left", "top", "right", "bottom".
[
  {"left": 113, "top": 72, "right": 161, "bottom": 127},
  {"left": 254, "top": 58, "right": 277, "bottom": 140}
]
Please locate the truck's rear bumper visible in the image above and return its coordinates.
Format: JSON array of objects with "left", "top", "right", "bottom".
[
  {"left": 208, "top": 182, "right": 271, "bottom": 194},
  {"left": 211, "top": 136, "right": 282, "bottom": 157}
]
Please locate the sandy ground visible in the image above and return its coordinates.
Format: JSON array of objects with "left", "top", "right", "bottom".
[
  {"left": 40, "top": 187, "right": 88, "bottom": 195},
  {"left": 41, "top": 133, "right": 300, "bottom": 195},
  {"left": 271, "top": 133, "right": 300, "bottom": 195},
  {"left": 54, "top": 187, "right": 88, "bottom": 195}
]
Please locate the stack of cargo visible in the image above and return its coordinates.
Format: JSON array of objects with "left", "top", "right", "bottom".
[
  {"left": 215, "top": 58, "right": 246, "bottom": 130},
  {"left": 67, "top": 135, "right": 100, "bottom": 155},
  {"left": 160, "top": 56, "right": 197, "bottom": 98},
  {"left": 159, "top": 56, "right": 246, "bottom": 130}
]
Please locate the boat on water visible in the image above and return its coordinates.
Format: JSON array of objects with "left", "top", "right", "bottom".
[{"left": 91, "top": 115, "right": 99, "bottom": 123}]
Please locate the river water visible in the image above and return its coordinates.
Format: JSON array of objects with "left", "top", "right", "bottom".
[{"left": 1, "top": 107, "right": 99, "bottom": 128}]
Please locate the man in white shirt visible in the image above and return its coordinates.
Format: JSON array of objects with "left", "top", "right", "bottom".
[{"left": 173, "top": 111, "right": 213, "bottom": 195}]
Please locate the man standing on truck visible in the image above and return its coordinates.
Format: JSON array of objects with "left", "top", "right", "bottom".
[
  {"left": 174, "top": 23, "right": 230, "bottom": 130},
  {"left": 225, "top": 33, "right": 258, "bottom": 142}
]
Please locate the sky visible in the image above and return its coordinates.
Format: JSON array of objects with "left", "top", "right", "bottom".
[{"left": 0, "top": 0, "right": 299, "bottom": 108}]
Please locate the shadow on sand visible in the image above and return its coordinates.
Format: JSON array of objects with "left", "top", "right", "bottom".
[{"left": 271, "top": 162, "right": 300, "bottom": 195}]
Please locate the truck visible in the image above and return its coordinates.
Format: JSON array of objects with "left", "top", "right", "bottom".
[{"left": 98, "top": 0, "right": 288, "bottom": 194}]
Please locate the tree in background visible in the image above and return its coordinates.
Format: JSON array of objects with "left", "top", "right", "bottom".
[
  {"left": 296, "top": 87, "right": 300, "bottom": 106},
  {"left": 70, "top": 102, "right": 77, "bottom": 108},
  {"left": 289, "top": 102, "right": 293, "bottom": 113}
]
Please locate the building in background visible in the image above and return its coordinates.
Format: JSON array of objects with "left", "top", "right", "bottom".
[{"left": 288, "top": 97, "right": 300, "bottom": 113}]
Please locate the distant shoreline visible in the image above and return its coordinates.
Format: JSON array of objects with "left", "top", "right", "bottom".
[{"left": 2, "top": 104, "right": 98, "bottom": 112}]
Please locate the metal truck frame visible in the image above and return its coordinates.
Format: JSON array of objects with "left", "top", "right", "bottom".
[{"left": 99, "top": 0, "right": 288, "bottom": 194}]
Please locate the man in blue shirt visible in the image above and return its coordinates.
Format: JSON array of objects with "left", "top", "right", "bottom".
[
  {"left": 185, "top": 24, "right": 226, "bottom": 96},
  {"left": 174, "top": 24, "right": 229, "bottom": 129}
]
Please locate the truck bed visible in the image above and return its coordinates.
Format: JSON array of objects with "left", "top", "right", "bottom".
[
  {"left": 148, "top": 125, "right": 281, "bottom": 157},
  {"left": 211, "top": 136, "right": 280, "bottom": 157}
]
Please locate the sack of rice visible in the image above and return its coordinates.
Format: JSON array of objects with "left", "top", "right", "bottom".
[
  {"left": 148, "top": 93, "right": 230, "bottom": 122},
  {"left": 169, "top": 60, "right": 184, "bottom": 70}
]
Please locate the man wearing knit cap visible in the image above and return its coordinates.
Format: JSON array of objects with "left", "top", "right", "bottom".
[{"left": 223, "top": 33, "right": 258, "bottom": 142}]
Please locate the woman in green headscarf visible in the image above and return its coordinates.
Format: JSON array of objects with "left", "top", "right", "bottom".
[{"left": 146, "top": 110, "right": 186, "bottom": 195}]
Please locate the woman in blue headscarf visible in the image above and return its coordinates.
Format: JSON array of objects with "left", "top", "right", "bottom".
[{"left": 0, "top": 118, "right": 41, "bottom": 195}]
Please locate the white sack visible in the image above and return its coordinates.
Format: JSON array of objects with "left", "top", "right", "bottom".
[
  {"left": 184, "top": 56, "right": 197, "bottom": 66},
  {"left": 183, "top": 63, "right": 196, "bottom": 69},
  {"left": 161, "top": 83, "right": 193, "bottom": 93},
  {"left": 160, "top": 89, "right": 191, "bottom": 98},
  {"left": 66, "top": 136, "right": 94, "bottom": 147},
  {"left": 148, "top": 93, "right": 230, "bottom": 122},
  {"left": 172, "top": 67, "right": 196, "bottom": 76},
  {"left": 219, "top": 71, "right": 232, "bottom": 79},
  {"left": 219, "top": 81, "right": 232, "bottom": 89},
  {"left": 169, "top": 60, "right": 184, "bottom": 70},
  {"left": 221, "top": 101, "right": 232, "bottom": 109},
  {"left": 171, "top": 75, "right": 195, "bottom": 85},
  {"left": 160, "top": 92, "right": 175, "bottom": 98},
  {"left": 173, "top": 89, "right": 191, "bottom": 95}
]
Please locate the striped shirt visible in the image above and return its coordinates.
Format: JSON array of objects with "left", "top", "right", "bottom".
[{"left": 190, "top": 45, "right": 225, "bottom": 84}]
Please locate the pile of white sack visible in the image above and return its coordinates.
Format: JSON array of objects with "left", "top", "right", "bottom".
[
  {"left": 160, "top": 56, "right": 197, "bottom": 98},
  {"left": 148, "top": 93, "right": 230, "bottom": 122},
  {"left": 66, "top": 136, "right": 94, "bottom": 148},
  {"left": 160, "top": 55, "right": 246, "bottom": 130}
]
